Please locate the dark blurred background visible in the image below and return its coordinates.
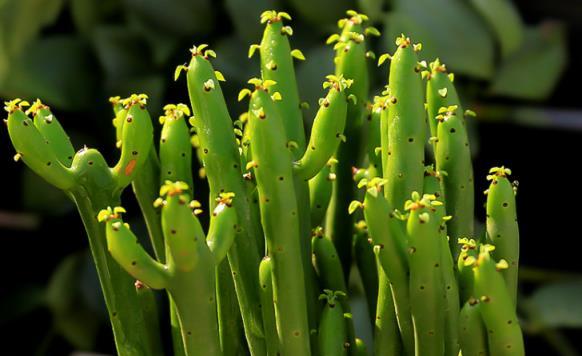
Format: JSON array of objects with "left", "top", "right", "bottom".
[{"left": 1, "top": 0, "right": 581, "bottom": 354}]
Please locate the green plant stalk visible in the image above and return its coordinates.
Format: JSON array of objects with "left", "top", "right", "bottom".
[
  {"left": 353, "top": 221, "right": 378, "bottom": 324},
  {"left": 361, "top": 182, "right": 414, "bottom": 355},
  {"left": 459, "top": 298, "right": 490, "bottom": 356},
  {"left": 255, "top": 14, "right": 317, "bottom": 339},
  {"left": 293, "top": 81, "right": 348, "bottom": 182},
  {"left": 131, "top": 151, "right": 166, "bottom": 259},
  {"left": 295, "top": 76, "right": 350, "bottom": 339},
  {"left": 216, "top": 259, "right": 246, "bottom": 356},
  {"left": 382, "top": 36, "right": 426, "bottom": 211},
  {"left": 184, "top": 47, "right": 265, "bottom": 354},
  {"left": 318, "top": 291, "right": 348, "bottom": 356},
  {"left": 472, "top": 247, "right": 525, "bottom": 355},
  {"left": 247, "top": 86, "right": 310, "bottom": 355},
  {"left": 405, "top": 193, "right": 445, "bottom": 356},
  {"left": 458, "top": 239, "right": 480, "bottom": 304},
  {"left": 159, "top": 104, "right": 194, "bottom": 189},
  {"left": 326, "top": 11, "right": 372, "bottom": 277},
  {"left": 312, "top": 233, "right": 356, "bottom": 355},
  {"left": 109, "top": 99, "right": 166, "bottom": 260},
  {"left": 308, "top": 161, "right": 335, "bottom": 228},
  {"left": 169, "top": 262, "right": 221, "bottom": 356},
  {"left": 374, "top": 257, "right": 402, "bottom": 356},
  {"left": 31, "top": 105, "right": 75, "bottom": 167},
  {"left": 354, "top": 338, "right": 369, "bottom": 356},
  {"left": 423, "top": 169, "right": 460, "bottom": 356},
  {"left": 357, "top": 108, "right": 382, "bottom": 323},
  {"left": 102, "top": 185, "right": 240, "bottom": 355},
  {"left": 136, "top": 283, "right": 163, "bottom": 355},
  {"left": 294, "top": 78, "right": 348, "bottom": 343},
  {"left": 114, "top": 102, "right": 187, "bottom": 356},
  {"left": 367, "top": 100, "right": 383, "bottom": 178},
  {"left": 485, "top": 167, "right": 519, "bottom": 307},
  {"left": 425, "top": 60, "right": 474, "bottom": 259},
  {"left": 73, "top": 188, "right": 162, "bottom": 356},
  {"left": 5, "top": 99, "right": 162, "bottom": 356},
  {"left": 259, "top": 257, "right": 280, "bottom": 356},
  {"left": 169, "top": 297, "right": 186, "bottom": 356},
  {"left": 161, "top": 103, "right": 239, "bottom": 356},
  {"left": 256, "top": 11, "right": 306, "bottom": 152},
  {"left": 7, "top": 107, "right": 76, "bottom": 190}
]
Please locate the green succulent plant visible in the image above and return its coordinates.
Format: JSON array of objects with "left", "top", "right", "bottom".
[{"left": 4, "top": 9, "right": 525, "bottom": 356}]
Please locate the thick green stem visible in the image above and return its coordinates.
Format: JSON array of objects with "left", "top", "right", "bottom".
[
  {"left": 131, "top": 150, "right": 165, "bottom": 260},
  {"left": 170, "top": 265, "right": 221, "bottom": 356},
  {"left": 170, "top": 297, "right": 186, "bottom": 356},
  {"left": 216, "top": 260, "right": 246, "bottom": 356},
  {"left": 353, "top": 224, "right": 378, "bottom": 324},
  {"left": 73, "top": 188, "right": 161, "bottom": 356},
  {"left": 375, "top": 261, "right": 402, "bottom": 356}
]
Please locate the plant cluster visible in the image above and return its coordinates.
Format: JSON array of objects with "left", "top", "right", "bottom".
[{"left": 4, "top": 9, "right": 523, "bottom": 356}]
